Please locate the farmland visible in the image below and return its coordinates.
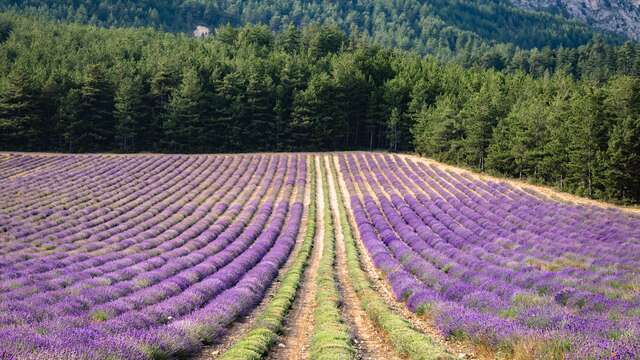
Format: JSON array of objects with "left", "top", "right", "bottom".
[{"left": 1, "top": 152, "right": 639, "bottom": 359}]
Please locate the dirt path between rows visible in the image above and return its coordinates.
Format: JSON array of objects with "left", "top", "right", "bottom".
[
  {"left": 332, "top": 154, "right": 481, "bottom": 360},
  {"left": 324, "top": 155, "right": 403, "bottom": 360},
  {"left": 195, "top": 155, "right": 312, "bottom": 359},
  {"left": 267, "top": 156, "right": 324, "bottom": 360}
]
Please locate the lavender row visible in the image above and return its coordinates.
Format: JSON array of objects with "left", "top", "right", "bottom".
[
  {"left": 338, "top": 152, "right": 639, "bottom": 358},
  {"left": 0, "top": 155, "right": 276, "bottom": 325},
  {"left": 0, "top": 153, "right": 308, "bottom": 359}
]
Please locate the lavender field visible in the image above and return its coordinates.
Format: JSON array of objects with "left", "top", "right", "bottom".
[
  {"left": 337, "top": 153, "right": 640, "bottom": 358},
  {"left": 0, "top": 152, "right": 639, "bottom": 359},
  {"left": 0, "top": 154, "right": 307, "bottom": 359}
]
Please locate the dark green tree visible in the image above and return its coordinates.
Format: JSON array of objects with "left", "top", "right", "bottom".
[
  {"left": 149, "top": 64, "right": 178, "bottom": 150},
  {"left": 278, "top": 24, "right": 302, "bottom": 54},
  {"left": 566, "top": 87, "right": 608, "bottom": 197},
  {"left": 243, "top": 72, "right": 276, "bottom": 151},
  {"left": 387, "top": 108, "right": 401, "bottom": 152},
  {"left": 0, "top": 70, "right": 42, "bottom": 150},
  {"left": 307, "top": 24, "right": 346, "bottom": 58},
  {"left": 114, "top": 75, "right": 148, "bottom": 152},
  {"left": 164, "top": 67, "right": 206, "bottom": 152},
  {"left": 412, "top": 95, "right": 464, "bottom": 163},
  {"left": 63, "top": 64, "right": 115, "bottom": 152},
  {"left": 606, "top": 116, "right": 640, "bottom": 202},
  {"left": 291, "top": 72, "right": 339, "bottom": 150},
  {"left": 486, "top": 95, "right": 548, "bottom": 179},
  {"left": 459, "top": 76, "right": 505, "bottom": 170}
]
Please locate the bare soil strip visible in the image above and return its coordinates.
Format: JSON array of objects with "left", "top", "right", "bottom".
[
  {"left": 324, "top": 155, "right": 403, "bottom": 360},
  {"left": 267, "top": 156, "right": 324, "bottom": 360},
  {"left": 195, "top": 155, "right": 312, "bottom": 359},
  {"left": 332, "top": 154, "right": 481, "bottom": 360}
]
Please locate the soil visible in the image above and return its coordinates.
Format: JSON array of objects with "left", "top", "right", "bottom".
[
  {"left": 324, "top": 155, "right": 404, "bottom": 360},
  {"left": 267, "top": 156, "right": 324, "bottom": 360}
]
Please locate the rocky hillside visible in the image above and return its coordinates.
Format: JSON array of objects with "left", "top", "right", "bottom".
[{"left": 511, "top": 0, "right": 640, "bottom": 40}]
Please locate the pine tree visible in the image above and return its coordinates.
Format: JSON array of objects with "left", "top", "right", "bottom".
[
  {"left": 272, "top": 60, "right": 304, "bottom": 150},
  {"left": 387, "top": 108, "right": 400, "bottom": 152},
  {"left": 412, "top": 95, "right": 464, "bottom": 163},
  {"left": 291, "top": 73, "right": 337, "bottom": 150},
  {"left": 164, "top": 68, "right": 205, "bottom": 152},
  {"left": 40, "top": 76, "right": 65, "bottom": 150},
  {"left": 486, "top": 95, "right": 547, "bottom": 179},
  {"left": 72, "top": 64, "right": 115, "bottom": 152},
  {"left": 290, "top": 90, "right": 314, "bottom": 150},
  {"left": 331, "top": 53, "right": 368, "bottom": 148},
  {"left": 0, "top": 70, "right": 42, "bottom": 150},
  {"left": 566, "top": 87, "right": 608, "bottom": 197},
  {"left": 383, "top": 73, "right": 413, "bottom": 152},
  {"left": 616, "top": 42, "right": 636, "bottom": 76},
  {"left": 243, "top": 73, "right": 275, "bottom": 151},
  {"left": 307, "top": 25, "right": 346, "bottom": 58},
  {"left": 365, "top": 88, "right": 386, "bottom": 150},
  {"left": 459, "top": 77, "right": 505, "bottom": 170},
  {"left": 539, "top": 88, "right": 572, "bottom": 189},
  {"left": 114, "top": 75, "right": 147, "bottom": 152},
  {"left": 215, "top": 72, "right": 247, "bottom": 151},
  {"left": 606, "top": 116, "right": 640, "bottom": 202},
  {"left": 278, "top": 24, "right": 302, "bottom": 54},
  {"left": 215, "top": 24, "right": 238, "bottom": 46},
  {"left": 601, "top": 76, "right": 640, "bottom": 201},
  {"left": 150, "top": 64, "right": 178, "bottom": 151}
]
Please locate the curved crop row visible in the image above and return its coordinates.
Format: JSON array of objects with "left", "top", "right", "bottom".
[
  {"left": 337, "top": 152, "right": 640, "bottom": 359},
  {"left": 0, "top": 153, "right": 308, "bottom": 359},
  {"left": 219, "top": 155, "right": 317, "bottom": 360},
  {"left": 2, "top": 151, "right": 638, "bottom": 359},
  {"left": 327, "top": 156, "right": 451, "bottom": 360}
]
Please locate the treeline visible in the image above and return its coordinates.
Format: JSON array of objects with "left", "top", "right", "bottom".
[
  {"left": 0, "top": 15, "right": 410, "bottom": 153},
  {"left": 0, "top": 15, "right": 639, "bottom": 203},
  {"left": 461, "top": 39, "right": 640, "bottom": 81},
  {"left": 412, "top": 72, "right": 640, "bottom": 203}
]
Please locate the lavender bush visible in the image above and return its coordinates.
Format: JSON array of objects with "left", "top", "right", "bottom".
[
  {"left": 0, "top": 153, "right": 307, "bottom": 359},
  {"left": 338, "top": 152, "right": 640, "bottom": 358}
]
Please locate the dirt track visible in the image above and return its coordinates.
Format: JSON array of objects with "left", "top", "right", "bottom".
[
  {"left": 267, "top": 156, "right": 324, "bottom": 360},
  {"left": 325, "top": 155, "right": 403, "bottom": 360}
]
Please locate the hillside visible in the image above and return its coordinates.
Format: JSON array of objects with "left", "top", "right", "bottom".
[
  {"left": 511, "top": 0, "right": 640, "bottom": 40},
  {"left": 5, "top": 1, "right": 640, "bottom": 81},
  {"left": 0, "top": 0, "right": 625, "bottom": 56}
]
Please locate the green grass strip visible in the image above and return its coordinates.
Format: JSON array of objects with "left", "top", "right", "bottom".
[
  {"left": 327, "top": 156, "right": 453, "bottom": 360},
  {"left": 218, "top": 155, "right": 317, "bottom": 360},
  {"left": 309, "top": 157, "right": 356, "bottom": 360}
]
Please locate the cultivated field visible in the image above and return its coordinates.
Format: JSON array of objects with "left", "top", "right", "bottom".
[{"left": 0, "top": 153, "right": 638, "bottom": 359}]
